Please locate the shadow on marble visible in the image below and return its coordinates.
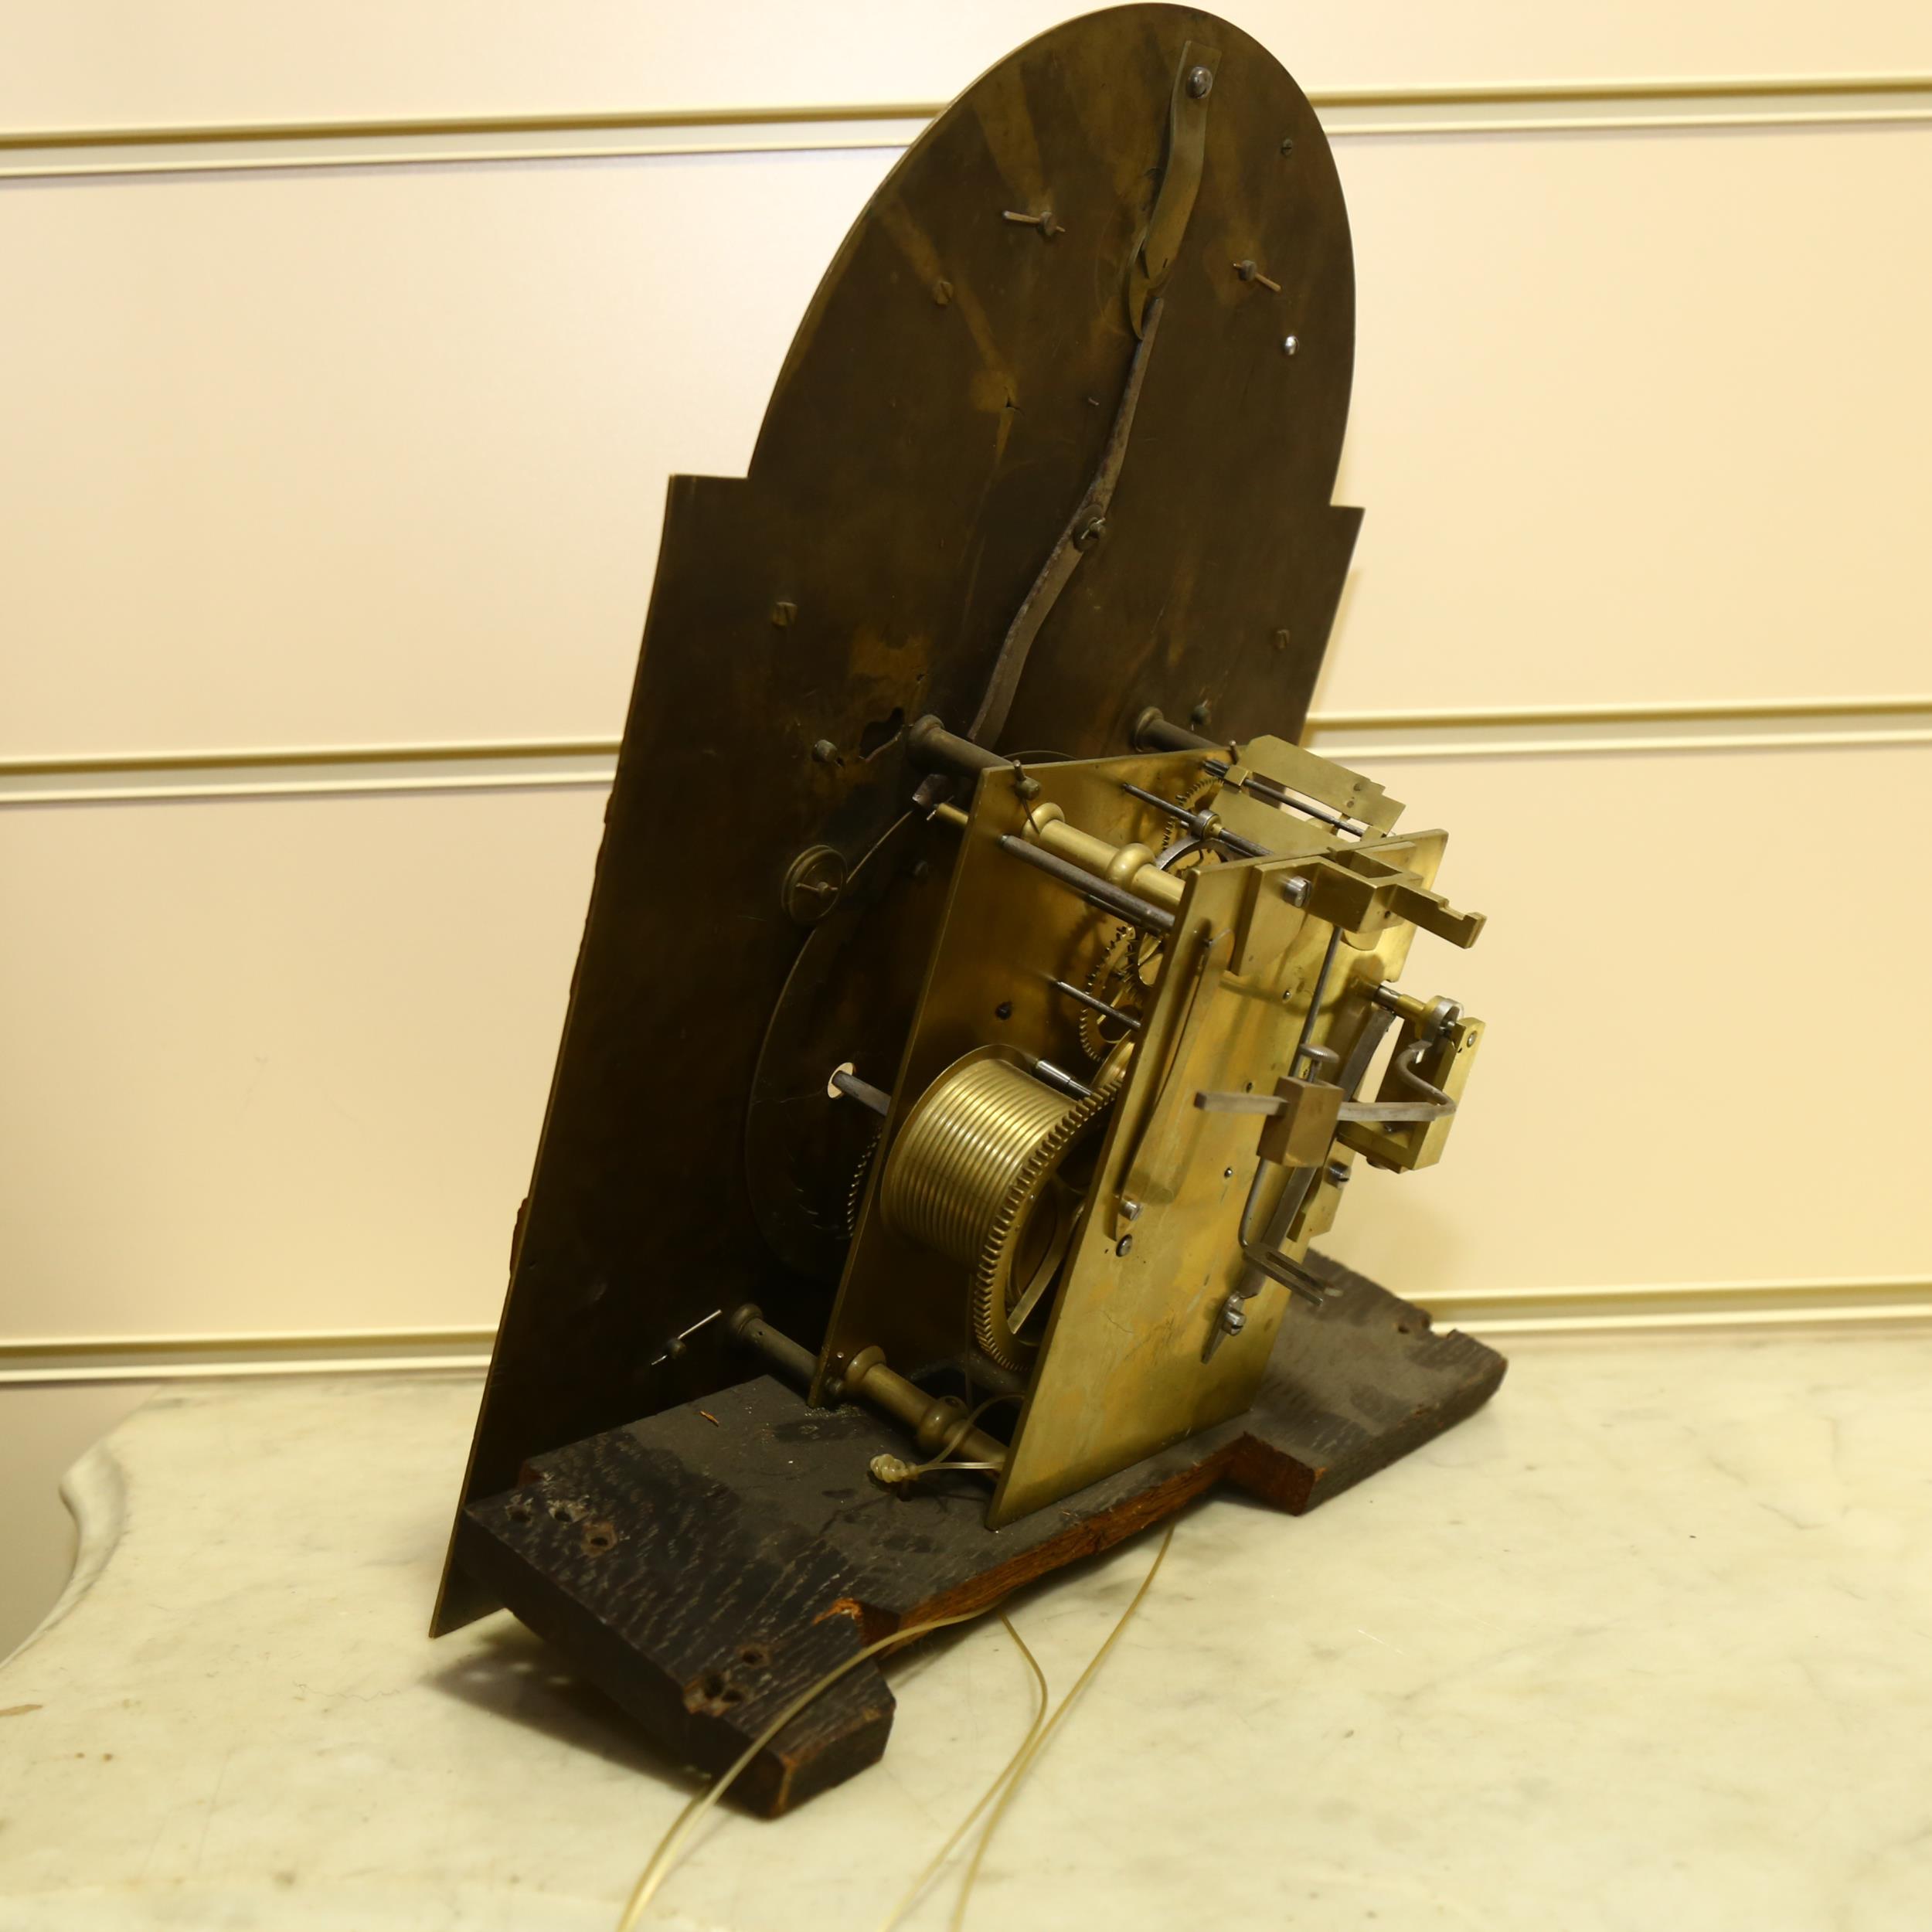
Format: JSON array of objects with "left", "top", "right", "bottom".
[
  {"left": 426, "top": 1570, "right": 1046, "bottom": 1808},
  {"left": 423, "top": 1616, "right": 696, "bottom": 1788}
]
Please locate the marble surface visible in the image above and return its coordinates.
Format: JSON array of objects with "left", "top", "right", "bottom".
[{"left": 4, "top": 1330, "right": 1931, "bottom": 1930}]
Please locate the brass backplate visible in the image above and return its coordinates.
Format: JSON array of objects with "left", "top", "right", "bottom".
[
  {"left": 818, "top": 741, "right": 1447, "bottom": 1525},
  {"left": 817, "top": 748, "right": 1208, "bottom": 1393}
]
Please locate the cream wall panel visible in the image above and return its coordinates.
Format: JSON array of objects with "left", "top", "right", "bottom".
[
  {"left": 7, "top": 123, "right": 1930, "bottom": 762},
  {"left": 0, "top": 149, "right": 893, "bottom": 760},
  {"left": 0, "top": 787, "right": 602, "bottom": 1341},
  {"left": 1334, "top": 739, "right": 1932, "bottom": 1297},
  {"left": 5, "top": 2, "right": 1931, "bottom": 131},
  {"left": 1322, "top": 122, "right": 1932, "bottom": 716}
]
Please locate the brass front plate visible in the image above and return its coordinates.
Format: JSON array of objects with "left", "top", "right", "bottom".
[{"left": 992, "top": 799, "right": 1437, "bottom": 1521}]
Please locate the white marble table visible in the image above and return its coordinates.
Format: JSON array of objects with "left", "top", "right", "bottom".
[{"left": 5, "top": 1329, "right": 1930, "bottom": 1930}]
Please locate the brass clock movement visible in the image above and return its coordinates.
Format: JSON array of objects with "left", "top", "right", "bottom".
[{"left": 436, "top": 4, "right": 1504, "bottom": 1814}]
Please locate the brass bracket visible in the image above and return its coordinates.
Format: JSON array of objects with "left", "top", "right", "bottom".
[
  {"left": 1338, "top": 1014, "right": 1484, "bottom": 1172},
  {"left": 1275, "top": 844, "right": 1485, "bottom": 950},
  {"left": 1112, "top": 922, "right": 1232, "bottom": 1238},
  {"left": 1126, "top": 40, "right": 1221, "bottom": 338}
]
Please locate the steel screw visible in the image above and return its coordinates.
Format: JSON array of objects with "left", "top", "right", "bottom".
[
  {"left": 771, "top": 599, "right": 797, "bottom": 628},
  {"left": 1186, "top": 66, "right": 1213, "bottom": 99},
  {"left": 1115, "top": 1235, "right": 1135, "bottom": 1257},
  {"left": 1221, "top": 1300, "right": 1248, "bottom": 1335},
  {"left": 810, "top": 739, "right": 838, "bottom": 764},
  {"left": 1282, "top": 335, "right": 1299, "bottom": 357},
  {"left": 1326, "top": 1160, "right": 1352, "bottom": 1187},
  {"left": 1280, "top": 135, "right": 1295, "bottom": 156},
  {"left": 932, "top": 278, "right": 954, "bottom": 305},
  {"left": 1120, "top": 1199, "right": 1143, "bottom": 1222}
]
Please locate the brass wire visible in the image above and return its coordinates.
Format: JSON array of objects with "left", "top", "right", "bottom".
[
  {"left": 893, "top": 1394, "right": 1019, "bottom": 1484},
  {"left": 613, "top": 1606, "right": 994, "bottom": 1930},
  {"left": 949, "top": 1522, "right": 1178, "bottom": 1932},
  {"left": 613, "top": 1520, "right": 1179, "bottom": 1930},
  {"left": 872, "top": 1614, "right": 1050, "bottom": 1932}
]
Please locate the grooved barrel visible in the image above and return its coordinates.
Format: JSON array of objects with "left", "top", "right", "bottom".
[{"left": 882, "top": 1052, "right": 1074, "bottom": 1267}]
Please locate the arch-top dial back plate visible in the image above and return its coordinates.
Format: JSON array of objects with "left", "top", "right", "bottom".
[{"left": 436, "top": 4, "right": 1360, "bottom": 1632}]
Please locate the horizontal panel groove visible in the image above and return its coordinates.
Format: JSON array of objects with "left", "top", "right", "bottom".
[
  {"left": 6, "top": 1277, "right": 1929, "bottom": 1383},
  {"left": 4, "top": 75, "right": 1930, "bottom": 181},
  {"left": 0, "top": 104, "right": 948, "bottom": 148},
  {"left": 4, "top": 697, "right": 1927, "bottom": 805},
  {"left": 0, "top": 741, "right": 619, "bottom": 807},
  {"left": 1311, "top": 693, "right": 1932, "bottom": 729},
  {"left": 1311, "top": 696, "right": 1932, "bottom": 765}
]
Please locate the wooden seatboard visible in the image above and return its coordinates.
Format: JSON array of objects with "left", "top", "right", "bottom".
[{"left": 459, "top": 1255, "right": 1504, "bottom": 1813}]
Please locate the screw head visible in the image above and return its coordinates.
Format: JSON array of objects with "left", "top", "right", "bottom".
[
  {"left": 1190, "top": 699, "right": 1213, "bottom": 727},
  {"left": 1282, "top": 335, "right": 1299, "bottom": 357},
  {"left": 1274, "top": 626, "right": 1291, "bottom": 652},
  {"left": 1221, "top": 1301, "right": 1248, "bottom": 1335},
  {"left": 1115, "top": 1235, "right": 1134, "bottom": 1257},
  {"left": 810, "top": 738, "right": 838, "bottom": 764},
  {"left": 1186, "top": 65, "right": 1213, "bottom": 98},
  {"left": 932, "top": 277, "right": 954, "bottom": 305},
  {"left": 995, "top": 1001, "right": 1013, "bottom": 1021},
  {"left": 782, "top": 844, "right": 847, "bottom": 925},
  {"left": 1120, "top": 1199, "right": 1143, "bottom": 1222},
  {"left": 1280, "top": 135, "right": 1295, "bottom": 156},
  {"left": 771, "top": 598, "right": 797, "bottom": 628}
]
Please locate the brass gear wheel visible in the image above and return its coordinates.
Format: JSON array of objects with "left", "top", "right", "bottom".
[
  {"left": 1156, "top": 772, "right": 1223, "bottom": 852},
  {"left": 1077, "top": 920, "right": 1159, "bottom": 1061},
  {"left": 879, "top": 1046, "right": 1117, "bottom": 1372},
  {"left": 845, "top": 1130, "right": 882, "bottom": 1237}
]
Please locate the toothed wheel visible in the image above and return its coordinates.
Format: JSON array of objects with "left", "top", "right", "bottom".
[
  {"left": 1155, "top": 773, "right": 1223, "bottom": 853},
  {"left": 878, "top": 1046, "right": 1120, "bottom": 1374},
  {"left": 968, "top": 1074, "right": 1118, "bottom": 1371},
  {"left": 845, "top": 1131, "right": 882, "bottom": 1236},
  {"left": 1077, "top": 920, "right": 1161, "bottom": 1061}
]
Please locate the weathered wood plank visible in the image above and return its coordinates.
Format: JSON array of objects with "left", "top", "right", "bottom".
[{"left": 457, "top": 1259, "right": 1504, "bottom": 1813}]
